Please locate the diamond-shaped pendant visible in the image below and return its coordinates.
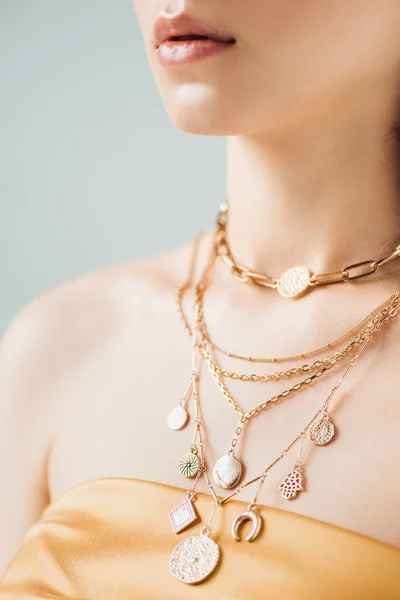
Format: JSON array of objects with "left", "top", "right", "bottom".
[{"left": 169, "top": 499, "right": 198, "bottom": 534}]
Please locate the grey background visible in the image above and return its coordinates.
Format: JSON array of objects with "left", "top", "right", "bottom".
[{"left": 0, "top": 1, "right": 225, "bottom": 333}]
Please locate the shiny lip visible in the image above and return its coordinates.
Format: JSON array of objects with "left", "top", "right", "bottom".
[{"left": 153, "top": 13, "right": 236, "bottom": 49}]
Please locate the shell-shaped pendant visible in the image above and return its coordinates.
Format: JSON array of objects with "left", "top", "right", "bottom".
[
  {"left": 179, "top": 446, "right": 200, "bottom": 478},
  {"left": 310, "top": 415, "right": 335, "bottom": 446}
]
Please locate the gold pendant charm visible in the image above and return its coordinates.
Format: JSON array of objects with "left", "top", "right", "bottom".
[
  {"left": 213, "top": 454, "right": 242, "bottom": 489},
  {"left": 310, "top": 415, "right": 335, "bottom": 446},
  {"left": 279, "top": 463, "right": 304, "bottom": 500},
  {"left": 277, "top": 266, "right": 311, "bottom": 298},
  {"left": 169, "top": 533, "right": 220, "bottom": 584},
  {"left": 231, "top": 506, "right": 262, "bottom": 542},
  {"left": 179, "top": 445, "right": 200, "bottom": 478},
  {"left": 168, "top": 405, "right": 189, "bottom": 431},
  {"left": 169, "top": 498, "right": 199, "bottom": 534}
]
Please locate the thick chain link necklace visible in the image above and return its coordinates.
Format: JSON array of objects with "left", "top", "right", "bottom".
[{"left": 215, "top": 202, "right": 400, "bottom": 298}]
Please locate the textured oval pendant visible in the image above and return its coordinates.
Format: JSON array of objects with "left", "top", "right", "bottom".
[
  {"left": 168, "top": 406, "right": 189, "bottom": 431},
  {"left": 179, "top": 447, "right": 200, "bottom": 478},
  {"left": 310, "top": 416, "right": 335, "bottom": 446},
  {"left": 277, "top": 266, "right": 310, "bottom": 298},
  {"left": 169, "top": 534, "right": 220, "bottom": 584},
  {"left": 213, "top": 454, "right": 242, "bottom": 489}
]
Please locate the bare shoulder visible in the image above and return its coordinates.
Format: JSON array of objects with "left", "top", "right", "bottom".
[
  {"left": 0, "top": 239, "right": 205, "bottom": 477},
  {"left": 0, "top": 240, "right": 201, "bottom": 379},
  {"left": 0, "top": 240, "right": 208, "bottom": 568}
]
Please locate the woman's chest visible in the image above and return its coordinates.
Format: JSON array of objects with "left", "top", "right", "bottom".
[{"left": 47, "top": 331, "right": 400, "bottom": 548}]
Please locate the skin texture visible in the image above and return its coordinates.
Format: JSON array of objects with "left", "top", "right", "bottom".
[{"left": 2, "top": 0, "right": 400, "bottom": 574}]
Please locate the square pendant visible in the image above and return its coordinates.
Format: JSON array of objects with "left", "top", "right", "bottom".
[{"left": 169, "top": 499, "right": 198, "bottom": 534}]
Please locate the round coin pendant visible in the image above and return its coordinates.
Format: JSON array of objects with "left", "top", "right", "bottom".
[
  {"left": 179, "top": 448, "right": 200, "bottom": 478},
  {"left": 213, "top": 454, "right": 242, "bottom": 489},
  {"left": 277, "top": 266, "right": 311, "bottom": 298},
  {"left": 169, "top": 535, "right": 220, "bottom": 585},
  {"left": 168, "top": 406, "right": 189, "bottom": 431},
  {"left": 310, "top": 417, "right": 335, "bottom": 446}
]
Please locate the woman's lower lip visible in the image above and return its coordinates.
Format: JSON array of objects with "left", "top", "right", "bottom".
[{"left": 155, "top": 38, "right": 235, "bottom": 66}]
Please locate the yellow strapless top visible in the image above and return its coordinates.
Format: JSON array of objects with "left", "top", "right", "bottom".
[{"left": 0, "top": 478, "right": 399, "bottom": 599}]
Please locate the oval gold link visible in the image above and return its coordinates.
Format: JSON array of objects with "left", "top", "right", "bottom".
[
  {"left": 342, "top": 260, "right": 377, "bottom": 280},
  {"left": 309, "top": 270, "right": 348, "bottom": 286},
  {"left": 370, "top": 248, "right": 400, "bottom": 270},
  {"left": 246, "top": 271, "right": 277, "bottom": 289},
  {"left": 219, "top": 252, "right": 234, "bottom": 267},
  {"left": 231, "top": 263, "right": 252, "bottom": 283}
]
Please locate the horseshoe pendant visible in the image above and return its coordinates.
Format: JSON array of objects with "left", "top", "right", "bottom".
[{"left": 231, "top": 508, "right": 262, "bottom": 542}]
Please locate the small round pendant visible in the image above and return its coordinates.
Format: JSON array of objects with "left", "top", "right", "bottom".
[
  {"left": 277, "top": 266, "right": 310, "bottom": 298},
  {"left": 310, "top": 417, "right": 335, "bottom": 446},
  {"left": 169, "top": 534, "right": 220, "bottom": 584},
  {"left": 213, "top": 454, "right": 242, "bottom": 489},
  {"left": 179, "top": 449, "right": 200, "bottom": 478},
  {"left": 168, "top": 406, "right": 189, "bottom": 431}
]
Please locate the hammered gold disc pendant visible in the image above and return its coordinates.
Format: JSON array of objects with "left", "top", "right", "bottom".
[
  {"left": 310, "top": 416, "right": 335, "bottom": 446},
  {"left": 277, "top": 266, "right": 311, "bottom": 298},
  {"left": 169, "top": 534, "right": 220, "bottom": 584},
  {"left": 179, "top": 445, "right": 200, "bottom": 478}
]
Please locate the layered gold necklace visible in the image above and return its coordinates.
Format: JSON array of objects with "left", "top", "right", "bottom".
[{"left": 166, "top": 224, "right": 400, "bottom": 585}]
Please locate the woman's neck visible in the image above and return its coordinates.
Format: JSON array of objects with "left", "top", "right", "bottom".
[{"left": 226, "top": 96, "right": 400, "bottom": 277}]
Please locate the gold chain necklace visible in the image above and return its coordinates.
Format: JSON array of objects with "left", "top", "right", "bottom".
[
  {"left": 192, "top": 253, "right": 397, "bottom": 382},
  {"left": 193, "top": 281, "right": 400, "bottom": 490},
  {"left": 215, "top": 202, "right": 400, "bottom": 298},
  {"left": 177, "top": 236, "right": 397, "bottom": 364},
  {"left": 174, "top": 241, "right": 345, "bottom": 488},
  {"left": 168, "top": 299, "right": 398, "bottom": 585},
  {"left": 171, "top": 234, "right": 400, "bottom": 490}
]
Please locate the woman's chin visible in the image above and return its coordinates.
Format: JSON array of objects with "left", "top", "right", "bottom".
[
  {"left": 165, "top": 103, "right": 257, "bottom": 136},
  {"left": 159, "top": 85, "right": 290, "bottom": 137},
  {"left": 160, "top": 86, "right": 248, "bottom": 136}
]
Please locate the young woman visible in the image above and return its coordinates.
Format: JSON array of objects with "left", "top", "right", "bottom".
[{"left": 1, "top": 1, "right": 400, "bottom": 598}]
